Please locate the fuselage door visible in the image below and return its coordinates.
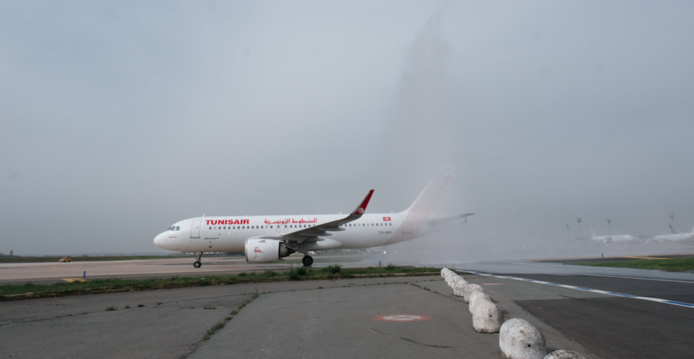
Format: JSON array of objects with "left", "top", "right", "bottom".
[{"left": 190, "top": 220, "right": 201, "bottom": 239}]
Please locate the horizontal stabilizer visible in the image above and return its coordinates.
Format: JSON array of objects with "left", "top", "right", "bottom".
[{"left": 427, "top": 213, "right": 475, "bottom": 228}]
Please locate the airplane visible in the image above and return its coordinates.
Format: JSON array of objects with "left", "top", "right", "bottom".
[
  {"left": 589, "top": 228, "right": 637, "bottom": 245},
  {"left": 653, "top": 226, "right": 694, "bottom": 243},
  {"left": 153, "top": 166, "right": 474, "bottom": 267}
]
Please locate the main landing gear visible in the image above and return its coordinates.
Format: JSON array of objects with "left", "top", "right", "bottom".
[
  {"left": 193, "top": 252, "right": 203, "bottom": 268},
  {"left": 302, "top": 255, "right": 313, "bottom": 267}
]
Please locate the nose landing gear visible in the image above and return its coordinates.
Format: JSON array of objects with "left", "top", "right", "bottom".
[{"left": 193, "top": 252, "right": 203, "bottom": 268}]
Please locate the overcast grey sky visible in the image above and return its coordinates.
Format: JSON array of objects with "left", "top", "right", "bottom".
[{"left": 1, "top": 1, "right": 693, "bottom": 256}]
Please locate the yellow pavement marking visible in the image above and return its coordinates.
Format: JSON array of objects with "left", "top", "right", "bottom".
[{"left": 622, "top": 256, "right": 670, "bottom": 260}]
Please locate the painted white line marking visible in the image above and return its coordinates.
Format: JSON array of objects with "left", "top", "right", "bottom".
[{"left": 463, "top": 271, "right": 694, "bottom": 309}]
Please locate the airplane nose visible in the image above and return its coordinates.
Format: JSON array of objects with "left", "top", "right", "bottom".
[{"left": 153, "top": 232, "right": 165, "bottom": 247}]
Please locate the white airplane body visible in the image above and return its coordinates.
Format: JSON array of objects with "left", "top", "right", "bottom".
[
  {"left": 653, "top": 226, "right": 694, "bottom": 242},
  {"left": 589, "top": 228, "right": 636, "bottom": 245},
  {"left": 154, "top": 167, "right": 473, "bottom": 267}
]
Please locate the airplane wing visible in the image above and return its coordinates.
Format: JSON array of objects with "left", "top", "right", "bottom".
[{"left": 280, "top": 190, "right": 374, "bottom": 244}]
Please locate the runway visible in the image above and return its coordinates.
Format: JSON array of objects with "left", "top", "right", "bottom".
[
  {"left": 455, "top": 260, "right": 694, "bottom": 358},
  {"left": 2, "top": 257, "right": 694, "bottom": 358}
]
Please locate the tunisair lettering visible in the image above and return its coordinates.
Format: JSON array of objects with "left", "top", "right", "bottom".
[{"left": 205, "top": 219, "right": 250, "bottom": 225}]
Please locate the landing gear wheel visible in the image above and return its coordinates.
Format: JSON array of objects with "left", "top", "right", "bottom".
[
  {"left": 302, "top": 255, "right": 313, "bottom": 267},
  {"left": 193, "top": 252, "right": 203, "bottom": 268}
]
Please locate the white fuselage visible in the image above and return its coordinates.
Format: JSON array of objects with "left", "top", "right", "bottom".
[
  {"left": 590, "top": 234, "right": 636, "bottom": 244},
  {"left": 653, "top": 228, "right": 694, "bottom": 242},
  {"left": 154, "top": 212, "right": 407, "bottom": 253}
]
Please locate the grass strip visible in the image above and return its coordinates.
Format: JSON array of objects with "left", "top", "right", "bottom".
[
  {"left": 0, "top": 265, "right": 438, "bottom": 301},
  {"left": 566, "top": 257, "right": 694, "bottom": 272}
]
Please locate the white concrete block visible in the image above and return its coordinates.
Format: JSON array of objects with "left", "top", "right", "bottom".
[
  {"left": 544, "top": 350, "right": 586, "bottom": 359},
  {"left": 468, "top": 291, "right": 491, "bottom": 312},
  {"left": 448, "top": 275, "right": 462, "bottom": 288},
  {"left": 499, "top": 318, "right": 547, "bottom": 359},
  {"left": 462, "top": 283, "right": 484, "bottom": 303},
  {"left": 471, "top": 299, "right": 503, "bottom": 333},
  {"left": 453, "top": 279, "right": 469, "bottom": 296}
]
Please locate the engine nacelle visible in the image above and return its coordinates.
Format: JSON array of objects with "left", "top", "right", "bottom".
[{"left": 245, "top": 238, "right": 294, "bottom": 263}]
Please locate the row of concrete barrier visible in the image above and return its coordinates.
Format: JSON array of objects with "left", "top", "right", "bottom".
[{"left": 441, "top": 268, "right": 586, "bottom": 359}]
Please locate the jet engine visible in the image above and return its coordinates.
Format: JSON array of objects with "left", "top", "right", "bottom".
[{"left": 245, "top": 238, "right": 294, "bottom": 263}]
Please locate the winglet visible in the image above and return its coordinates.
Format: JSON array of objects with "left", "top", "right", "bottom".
[{"left": 351, "top": 189, "right": 374, "bottom": 216}]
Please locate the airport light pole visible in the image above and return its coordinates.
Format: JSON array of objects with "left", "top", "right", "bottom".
[
  {"left": 566, "top": 224, "right": 570, "bottom": 242},
  {"left": 577, "top": 217, "right": 582, "bottom": 240}
]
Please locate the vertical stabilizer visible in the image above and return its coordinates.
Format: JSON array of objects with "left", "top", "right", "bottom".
[
  {"left": 669, "top": 224, "right": 677, "bottom": 234},
  {"left": 388, "top": 166, "right": 454, "bottom": 243}
]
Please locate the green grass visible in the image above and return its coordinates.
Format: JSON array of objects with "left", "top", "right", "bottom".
[
  {"left": 280, "top": 254, "right": 365, "bottom": 264},
  {"left": 203, "top": 322, "right": 225, "bottom": 341},
  {"left": 0, "top": 266, "right": 439, "bottom": 301},
  {"left": 567, "top": 257, "right": 694, "bottom": 272}
]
